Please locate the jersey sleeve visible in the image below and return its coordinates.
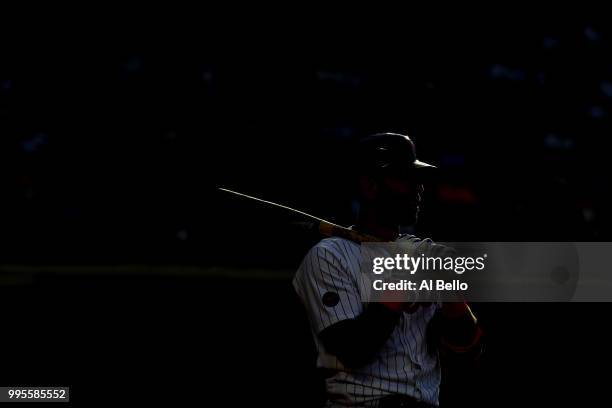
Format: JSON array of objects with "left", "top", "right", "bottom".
[{"left": 293, "top": 242, "right": 364, "bottom": 334}]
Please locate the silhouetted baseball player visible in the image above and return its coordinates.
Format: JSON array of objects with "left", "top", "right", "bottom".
[{"left": 294, "top": 133, "right": 482, "bottom": 408}]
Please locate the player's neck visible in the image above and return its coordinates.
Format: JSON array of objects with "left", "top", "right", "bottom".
[{"left": 354, "top": 209, "right": 399, "bottom": 242}]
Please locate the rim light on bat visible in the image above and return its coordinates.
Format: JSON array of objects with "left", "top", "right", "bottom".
[{"left": 218, "top": 187, "right": 384, "bottom": 243}]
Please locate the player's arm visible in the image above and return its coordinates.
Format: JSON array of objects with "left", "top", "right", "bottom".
[
  {"left": 319, "top": 303, "right": 401, "bottom": 369},
  {"left": 434, "top": 302, "right": 484, "bottom": 357},
  {"left": 409, "top": 240, "right": 483, "bottom": 357},
  {"left": 295, "top": 244, "right": 403, "bottom": 369}
]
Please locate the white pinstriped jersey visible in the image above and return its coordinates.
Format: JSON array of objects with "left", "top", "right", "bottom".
[{"left": 293, "top": 236, "right": 441, "bottom": 407}]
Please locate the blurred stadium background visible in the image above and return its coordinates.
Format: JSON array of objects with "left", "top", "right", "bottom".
[{"left": 1, "top": 15, "right": 611, "bottom": 406}]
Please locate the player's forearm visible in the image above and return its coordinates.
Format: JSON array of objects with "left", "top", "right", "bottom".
[
  {"left": 439, "top": 302, "right": 483, "bottom": 353},
  {"left": 319, "top": 303, "right": 401, "bottom": 369}
]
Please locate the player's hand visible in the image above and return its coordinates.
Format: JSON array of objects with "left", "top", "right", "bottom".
[{"left": 378, "top": 289, "right": 430, "bottom": 314}]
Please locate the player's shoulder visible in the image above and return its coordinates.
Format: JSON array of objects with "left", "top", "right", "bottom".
[
  {"left": 311, "top": 237, "right": 359, "bottom": 258},
  {"left": 299, "top": 237, "right": 357, "bottom": 270}
]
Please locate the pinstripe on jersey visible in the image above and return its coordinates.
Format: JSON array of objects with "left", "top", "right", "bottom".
[{"left": 293, "top": 236, "right": 441, "bottom": 407}]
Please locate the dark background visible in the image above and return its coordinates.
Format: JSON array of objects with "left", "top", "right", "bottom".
[{"left": 1, "top": 12, "right": 610, "bottom": 406}]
